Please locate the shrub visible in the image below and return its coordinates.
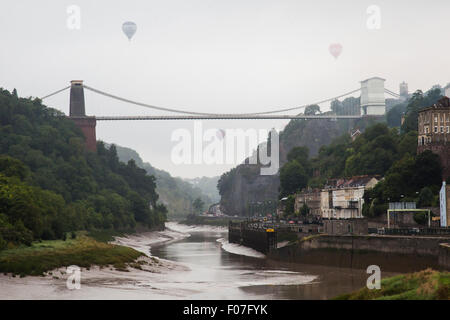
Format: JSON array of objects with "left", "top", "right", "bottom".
[{"left": 413, "top": 212, "right": 428, "bottom": 225}]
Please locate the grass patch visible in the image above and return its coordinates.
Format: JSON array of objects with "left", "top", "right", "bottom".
[
  {"left": 87, "top": 229, "right": 134, "bottom": 243},
  {"left": 0, "top": 236, "right": 143, "bottom": 276},
  {"left": 300, "top": 234, "right": 324, "bottom": 242},
  {"left": 334, "top": 269, "right": 450, "bottom": 300}
]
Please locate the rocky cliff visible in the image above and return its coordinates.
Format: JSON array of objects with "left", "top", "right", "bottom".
[{"left": 218, "top": 117, "right": 363, "bottom": 216}]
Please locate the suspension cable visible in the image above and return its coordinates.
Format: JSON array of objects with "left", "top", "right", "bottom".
[
  {"left": 40, "top": 86, "right": 71, "bottom": 100},
  {"left": 384, "top": 88, "right": 401, "bottom": 98},
  {"left": 83, "top": 84, "right": 361, "bottom": 116}
]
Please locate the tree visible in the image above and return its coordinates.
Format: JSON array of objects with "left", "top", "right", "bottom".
[
  {"left": 412, "top": 150, "right": 442, "bottom": 191},
  {"left": 287, "top": 146, "right": 309, "bottom": 164},
  {"left": 0, "top": 156, "right": 28, "bottom": 180},
  {"left": 280, "top": 161, "right": 308, "bottom": 197},
  {"left": 386, "top": 103, "right": 406, "bottom": 127},
  {"left": 417, "top": 187, "right": 433, "bottom": 208},
  {"left": 192, "top": 198, "right": 205, "bottom": 214},
  {"left": 300, "top": 203, "right": 310, "bottom": 217},
  {"left": 304, "top": 104, "right": 320, "bottom": 116},
  {"left": 283, "top": 195, "right": 295, "bottom": 217}
]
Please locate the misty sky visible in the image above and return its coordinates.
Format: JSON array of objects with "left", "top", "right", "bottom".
[{"left": 1, "top": 0, "right": 449, "bottom": 178}]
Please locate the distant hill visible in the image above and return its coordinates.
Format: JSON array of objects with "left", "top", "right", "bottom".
[
  {"left": 112, "top": 145, "right": 214, "bottom": 217},
  {"left": 184, "top": 176, "right": 220, "bottom": 203}
]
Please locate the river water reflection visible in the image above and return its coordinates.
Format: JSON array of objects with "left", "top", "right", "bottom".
[{"left": 151, "top": 229, "right": 397, "bottom": 299}]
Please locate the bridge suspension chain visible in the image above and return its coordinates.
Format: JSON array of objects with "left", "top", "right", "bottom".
[
  {"left": 384, "top": 88, "right": 401, "bottom": 98},
  {"left": 39, "top": 86, "right": 71, "bottom": 100},
  {"left": 83, "top": 84, "right": 361, "bottom": 116}
]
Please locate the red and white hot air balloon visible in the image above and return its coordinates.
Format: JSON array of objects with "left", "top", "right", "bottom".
[{"left": 329, "top": 43, "right": 343, "bottom": 59}]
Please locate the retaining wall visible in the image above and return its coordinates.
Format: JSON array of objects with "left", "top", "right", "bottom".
[{"left": 438, "top": 243, "right": 450, "bottom": 270}]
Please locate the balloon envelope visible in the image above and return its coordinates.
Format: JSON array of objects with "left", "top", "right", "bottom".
[
  {"left": 329, "top": 43, "right": 343, "bottom": 59},
  {"left": 122, "top": 21, "right": 137, "bottom": 40},
  {"left": 216, "top": 129, "right": 226, "bottom": 140}
]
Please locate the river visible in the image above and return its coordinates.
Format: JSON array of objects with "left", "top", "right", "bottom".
[
  {"left": 0, "top": 222, "right": 397, "bottom": 299},
  {"left": 150, "top": 223, "right": 396, "bottom": 299}
]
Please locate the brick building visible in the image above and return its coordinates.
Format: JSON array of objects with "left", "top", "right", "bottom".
[{"left": 417, "top": 96, "right": 450, "bottom": 179}]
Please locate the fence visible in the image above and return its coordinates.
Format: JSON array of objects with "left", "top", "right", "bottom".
[{"left": 369, "top": 227, "right": 450, "bottom": 236}]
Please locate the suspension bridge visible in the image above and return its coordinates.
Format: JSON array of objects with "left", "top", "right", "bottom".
[{"left": 39, "top": 77, "right": 403, "bottom": 150}]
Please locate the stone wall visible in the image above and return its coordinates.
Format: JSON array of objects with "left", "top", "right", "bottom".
[
  {"left": 228, "top": 223, "right": 276, "bottom": 254},
  {"left": 323, "top": 219, "right": 368, "bottom": 235},
  {"left": 268, "top": 234, "right": 450, "bottom": 272},
  {"left": 438, "top": 243, "right": 450, "bottom": 270},
  {"left": 71, "top": 116, "right": 97, "bottom": 152}
]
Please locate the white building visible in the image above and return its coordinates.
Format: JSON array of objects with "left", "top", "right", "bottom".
[
  {"left": 445, "top": 84, "right": 450, "bottom": 98},
  {"left": 360, "top": 77, "right": 386, "bottom": 115},
  {"left": 321, "top": 176, "right": 379, "bottom": 219},
  {"left": 400, "top": 81, "right": 409, "bottom": 99},
  {"left": 440, "top": 181, "right": 450, "bottom": 227}
]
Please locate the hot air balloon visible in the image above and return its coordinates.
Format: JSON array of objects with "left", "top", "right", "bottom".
[
  {"left": 216, "top": 129, "right": 226, "bottom": 140},
  {"left": 122, "top": 21, "right": 137, "bottom": 40},
  {"left": 329, "top": 43, "right": 343, "bottom": 59}
]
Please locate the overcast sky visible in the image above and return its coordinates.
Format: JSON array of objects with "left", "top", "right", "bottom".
[{"left": 1, "top": 0, "right": 449, "bottom": 178}]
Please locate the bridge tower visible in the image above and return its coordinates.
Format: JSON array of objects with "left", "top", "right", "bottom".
[
  {"left": 360, "top": 77, "right": 386, "bottom": 116},
  {"left": 69, "top": 80, "right": 97, "bottom": 151}
]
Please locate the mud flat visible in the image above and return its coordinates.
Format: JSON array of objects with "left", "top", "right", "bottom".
[{"left": 0, "top": 226, "right": 192, "bottom": 300}]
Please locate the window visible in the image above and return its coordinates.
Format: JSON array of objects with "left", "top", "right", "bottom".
[
  {"left": 441, "top": 126, "right": 444, "bottom": 133},
  {"left": 435, "top": 126, "right": 438, "bottom": 133},
  {"left": 435, "top": 116, "right": 438, "bottom": 123},
  {"left": 447, "top": 126, "right": 450, "bottom": 133}
]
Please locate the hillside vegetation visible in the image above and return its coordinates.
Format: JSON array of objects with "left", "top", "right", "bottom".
[
  {"left": 277, "top": 88, "right": 443, "bottom": 218},
  {"left": 113, "top": 145, "right": 216, "bottom": 217},
  {"left": 335, "top": 269, "right": 449, "bottom": 300},
  {"left": 0, "top": 88, "right": 166, "bottom": 249},
  {"left": 0, "top": 235, "right": 143, "bottom": 276},
  {"left": 218, "top": 87, "right": 445, "bottom": 217}
]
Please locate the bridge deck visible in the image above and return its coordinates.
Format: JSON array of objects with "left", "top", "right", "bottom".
[{"left": 93, "top": 115, "right": 365, "bottom": 121}]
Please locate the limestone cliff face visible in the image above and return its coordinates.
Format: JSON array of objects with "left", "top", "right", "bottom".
[
  {"left": 219, "top": 119, "right": 354, "bottom": 216},
  {"left": 219, "top": 165, "right": 279, "bottom": 215}
]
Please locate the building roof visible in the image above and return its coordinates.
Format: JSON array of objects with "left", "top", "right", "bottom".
[
  {"left": 419, "top": 96, "right": 450, "bottom": 113},
  {"left": 360, "top": 76, "right": 386, "bottom": 83},
  {"left": 324, "top": 175, "right": 379, "bottom": 189}
]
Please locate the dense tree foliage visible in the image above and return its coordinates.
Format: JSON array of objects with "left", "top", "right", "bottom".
[
  {"left": 280, "top": 120, "right": 442, "bottom": 216},
  {"left": 301, "top": 123, "right": 419, "bottom": 189},
  {"left": 402, "top": 88, "right": 442, "bottom": 133},
  {"left": 363, "top": 150, "right": 442, "bottom": 217},
  {"left": 192, "top": 197, "right": 205, "bottom": 214},
  {"left": 279, "top": 147, "right": 310, "bottom": 197},
  {"left": 0, "top": 88, "right": 166, "bottom": 248}
]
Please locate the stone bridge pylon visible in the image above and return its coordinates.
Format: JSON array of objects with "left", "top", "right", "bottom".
[{"left": 69, "top": 80, "right": 97, "bottom": 151}]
